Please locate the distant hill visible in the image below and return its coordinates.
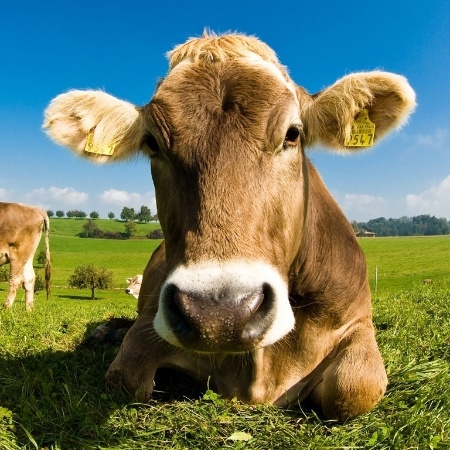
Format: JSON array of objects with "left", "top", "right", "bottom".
[{"left": 353, "top": 215, "right": 450, "bottom": 237}]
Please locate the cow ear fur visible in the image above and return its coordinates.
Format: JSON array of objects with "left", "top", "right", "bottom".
[
  {"left": 43, "top": 90, "right": 145, "bottom": 163},
  {"left": 300, "top": 71, "right": 416, "bottom": 151}
]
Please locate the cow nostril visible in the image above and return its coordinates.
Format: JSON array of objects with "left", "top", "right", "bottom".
[
  {"left": 240, "top": 290, "right": 264, "bottom": 318},
  {"left": 159, "top": 280, "right": 279, "bottom": 350},
  {"left": 165, "top": 285, "right": 195, "bottom": 337},
  {"left": 241, "top": 283, "right": 275, "bottom": 341}
]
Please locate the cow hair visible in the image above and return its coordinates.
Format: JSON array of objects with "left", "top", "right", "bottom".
[
  {"left": 43, "top": 32, "right": 418, "bottom": 420},
  {"left": 167, "top": 33, "right": 416, "bottom": 151},
  {"left": 44, "top": 90, "right": 145, "bottom": 163},
  {"left": 167, "top": 31, "right": 290, "bottom": 80},
  {"left": 301, "top": 71, "right": 416, "bottom": 150},
  {"left": 42, "top": 211, "right": 51, "bottom": 299}
]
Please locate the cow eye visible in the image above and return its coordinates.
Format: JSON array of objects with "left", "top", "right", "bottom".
[
  {"left": 142, "top": 133, "right": 161, "bottom": 156},
  {"left": 283, "top": 126, "right": 301, "bottom": 149}
]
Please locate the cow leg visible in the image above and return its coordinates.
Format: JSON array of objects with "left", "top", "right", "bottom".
[
  {"left": 5, "top": 277, "right": 21, "bottom": 308},
  {"left": 22, "top": 259, "right": 36, "bottom": 311},
  {"left": 4, "top": 262, "right": 22, "bottom": 309},
  {"left": 106, "top": 319, "right": 163, "bottom": 400},
  {"left": 106, "top": 317, "right": 200, "bottom": 402},
  {"left": 309, "top": 321, "right": 387, "bottom": 421}
]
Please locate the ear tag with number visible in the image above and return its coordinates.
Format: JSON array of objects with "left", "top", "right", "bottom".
[
  {"left": 344, "top": 109, "right": 376, "bottom": 148},
  {"left": 84, "top": 131, "right": 115, "bottom": 156}
]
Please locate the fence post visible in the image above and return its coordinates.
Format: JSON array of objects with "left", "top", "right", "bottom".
[{"left": 375, "top": 265, "right": 378, "bottom": 293}]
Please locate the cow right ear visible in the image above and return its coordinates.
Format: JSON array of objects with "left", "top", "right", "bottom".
[
  {"left": 298, "top": 71, "right": 416, "bottom": 151},
  {"left": 43, "top": 90, "right": 145, "bottom": 163}
]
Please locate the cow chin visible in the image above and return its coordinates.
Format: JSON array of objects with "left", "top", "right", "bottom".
[{"left": 153, "top": 261, "right": 295, "bottom": 353}]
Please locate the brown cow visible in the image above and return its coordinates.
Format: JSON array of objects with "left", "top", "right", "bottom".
[
  {"left": 44, "top": 33, "right": 416, "bottom": 420},
  {"left": 0, "top": 202, "right": 51, "bottom": 310}
]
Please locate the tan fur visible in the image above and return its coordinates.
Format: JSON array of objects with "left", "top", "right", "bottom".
[
  {"left": 300, "top": 71, "right": 416, "bottom": 149},
  {"left": 168, "top": 31, "right": 286, "bottom": 76},
  {"left": 43, "top": 90, "right": 145, "bottom": 163},
  {"left": 125, "top": 274, "right": 142, "bottom": 299},
  {"left": 44, "top": 32, "right": 416, "bottom": 420},
  {"left": 0, "top": 202, "right": 51, "bottom": 310}
]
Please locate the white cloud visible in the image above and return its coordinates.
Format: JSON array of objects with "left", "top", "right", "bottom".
[
  {"left": 98, "top": 188, "right": 157, "bottom": 212},
  {"left": 406, "top": 175, "right": 450, "bottom": 217},
  {"left": 99, "top": 188, "right": 142, "bottom": 205},
  {"left": 415, "top": 128, "right": 448, "bottom": 149},
  {"left": 339, "top": 193, "right": 387, "bottom": 220},
  {"left": 0, "top": 188, "right": 13, "bottom": 200},
  {"left": 25, "top": 186, "right": 89, "bottom": 208}
]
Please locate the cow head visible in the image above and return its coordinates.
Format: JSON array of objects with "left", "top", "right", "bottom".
[
  {"left": 125, "top": 274, "right": 142, "bottom": 299},
  {"left": 44, "top": 33, "right": 415, "bottom": 353}
]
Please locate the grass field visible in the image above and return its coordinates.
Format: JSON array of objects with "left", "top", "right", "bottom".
[
  {"left": 0, "top": 219, "right": 449, "bottom": 449},
  {"left": 359, "top": 235, "right": 450, "bottom": 293}
]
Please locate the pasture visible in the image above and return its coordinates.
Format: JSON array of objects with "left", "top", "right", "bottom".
[{"left": 0, "top": 220, "right": 449, "bottom": 449}]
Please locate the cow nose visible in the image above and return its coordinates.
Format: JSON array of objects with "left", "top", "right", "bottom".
[
  {"left": 125, "top": 289, "right": 130, "bottom": 294},
  {"left": 164, "top": 284, "right": 273, "bottom": 350}
]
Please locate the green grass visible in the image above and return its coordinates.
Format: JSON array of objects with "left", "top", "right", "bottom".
[
  {"left": 48, "top": 218, "right": 160, "bottom": 238},
  {"left": 36, "top": 218, "right": 162, "bottom": 289},
  {"left": 0, "top": 289, "right": 448, "bottom": 449},
  {"left": 359, "top": 236, "right": 450, "bottom": 293},
  {"left": 0, "top": 224, "right": 449, "bottom": 449}
]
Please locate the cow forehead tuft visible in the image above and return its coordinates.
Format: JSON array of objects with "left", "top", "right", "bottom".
[{"left": 167, "top": 32, "right": 289, "bottom": 80}]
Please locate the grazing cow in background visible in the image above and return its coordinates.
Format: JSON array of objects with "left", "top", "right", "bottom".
[
  {"left": 125, "top": 275, "right": 142, "bottom": 299},
  {"left": 0, "top": 202, "right": 51, "bottom": 310},
  {"left": 44, "top": 33, "right": 415, "bottom": 420}
]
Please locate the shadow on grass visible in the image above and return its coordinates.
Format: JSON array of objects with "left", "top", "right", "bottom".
[
  {"left": 55, "top": 294, "right": 102, "bottom": 301},
  {"left": 0, "top": 320, "right": 207, "bottom": 449}
]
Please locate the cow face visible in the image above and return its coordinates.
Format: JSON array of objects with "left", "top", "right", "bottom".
[
  {"left": 44, "top": 33, "right": 415, "bottom": 354},
  {"left": 144, "top": 59, "right": 305, "bottom": 351},
  {"left": 125, "top": 275, "right": 142, "bottom": 299}
]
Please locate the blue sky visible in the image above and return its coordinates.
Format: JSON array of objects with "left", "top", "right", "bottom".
[{"left": 1, "top": 0, "right": 449, "bottom": 221}]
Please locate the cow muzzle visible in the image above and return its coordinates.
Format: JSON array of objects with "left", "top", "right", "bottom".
[{"left": 153, "top": 261, "right": 295, "bottom": 352}]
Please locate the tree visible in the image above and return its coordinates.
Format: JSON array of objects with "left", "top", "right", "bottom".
[
  {"left": 68, "top": 264, "right": 114, "bottom": 300},
  {"left": 350, "top": 221, "right": 360, "bottom": 234},
  {"left": 136, "top": 205, "right": 151, "bottom": 223},
  {"left": 80, "top": 219, "right": 102, "bottom": 238},
  {"left": 356, "top": 214, "right": 449, "bottom": 237},
  {"left": 120, "top": 207, "right": 135, "bottom": 222},
  {"left": 46, "top": 210, "right": 54, "bottom": 218},
  {"left": 108, "top": 211, "right": 115, "bottom": 220},
  {"left": 56, "top": 210, "right": 65, "bottom": 218},
  {"left": 35, "top": 249, "right": 48, "bottom": 266},
  {"left": 33, "top": 273, "right": 45, "bottom": 292},
  {"left": 0, "top": 266, "right": 8, "bottom": 282},
  {"left": 148, "top": 228, "right": 164, "bottom": 239},
  {"left": 67, "top": 209, "right": 86, "bottom": 219},
  {"left": 90, "top": 211, "right": 99, "bottom": 219},
  {"left": 124, "top": 221, "right": 137, "bottom": 238}
]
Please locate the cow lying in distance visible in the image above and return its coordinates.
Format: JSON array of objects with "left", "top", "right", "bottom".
[
  {"left": 44, "top": 32, "right": 415, "bottom": 420},
  {"left": 125, "top": 275, "right": 142, "bottom": 299},
  {"left": 0, "top": 202, "right": 51, "bottom": 310}
]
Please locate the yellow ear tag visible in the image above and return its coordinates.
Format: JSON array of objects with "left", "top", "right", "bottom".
[
  {"left": 84, "top": 131, "right": 115, "bottom": 156},
  {"left": 344, "top": 109, "right": 376, "bottom": 147}
]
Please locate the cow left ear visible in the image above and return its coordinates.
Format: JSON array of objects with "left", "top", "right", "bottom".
[
  {"left": 43, "top": 90, "right": 145, "bottom": 163},
  {"left": 300, "top": 71, "right": 416, "bottom": 150}
]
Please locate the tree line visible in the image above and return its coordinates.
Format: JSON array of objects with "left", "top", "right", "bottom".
[
  {"left": 46, "top": 206, "right": 158, "bottom": 222},
  {"left": 79, "top": 218, "right": 163, "bottom": 240},
  {"left": 353, "top": 214, "right": 450, "bottom": 237}
]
